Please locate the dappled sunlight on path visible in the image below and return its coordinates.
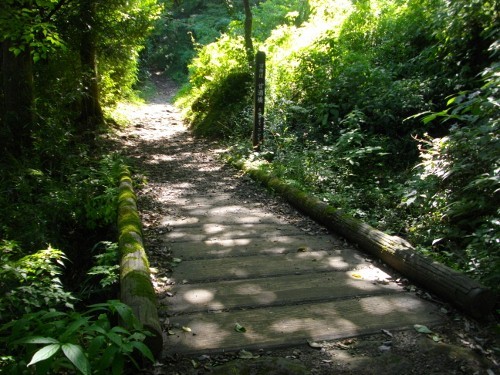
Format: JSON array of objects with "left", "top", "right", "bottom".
[{"left": 113, "top": 77, "right": 453, "bottom": 374}]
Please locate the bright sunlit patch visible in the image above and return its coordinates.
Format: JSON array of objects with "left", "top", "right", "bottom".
[
  {"left": 254, "top": 291, "right": 277, "bottom": 304},
  {"left": 349, "top": 267, "right": 391, "bottom": 282},
  {"left": 327, "top": 256, "right": 350, "bottom": 269},
  {"left": 183, "top": 289, "right": 214, "bottom": 304}
]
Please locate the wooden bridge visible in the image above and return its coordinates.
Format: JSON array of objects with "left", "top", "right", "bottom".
[{"left": 158, "top": 189, "right": 442, "bottom": 354}]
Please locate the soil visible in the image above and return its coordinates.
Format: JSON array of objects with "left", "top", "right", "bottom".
[{"left": 110, "top": 75, "right": 499, "bottom": 375}]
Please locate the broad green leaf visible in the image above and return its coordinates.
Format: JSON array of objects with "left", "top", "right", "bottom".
[
  {"left": 110, "top": 326, "right": 130, "bottom": 335},
  {"left": 87, "top": 323, "right": 107, "bottom": 335},
  {"left": 17, "top": 336, "right": 59, "bottom": 345},
  {"left": 87, "top": 335, "right": 106, "bottom": 357},
  {"left": 60, "top": 317, "right": 89, "bottom": 341},
  {"left": 234, "top": 323, "right": 246, "bottom": 333},
  {"left": 106, "top": 331, "right": 123, "bottom": 347},
  {"left": 62, "top": 343, "right": 91, "bottom": 375},
  {"left": 27, "top": 344, "right": 61, "bottom": 366},
  {"left": 112, "top": 302, "right": 137, "bottom": 327},
  {"left": 130, "top": 341, "right": 154, "bottom": 362}
]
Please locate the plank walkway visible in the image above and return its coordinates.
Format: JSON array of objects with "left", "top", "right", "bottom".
[{"left": 160, "top": 190, "right": 443, "bottom": 355}]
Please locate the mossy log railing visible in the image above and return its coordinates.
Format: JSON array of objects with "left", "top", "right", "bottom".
[
  {"left": 230, "top": 158, "right": 495, "bottom": 319},
  {"left": 118, "top": 167, "right": 163, "bottom": 356}
]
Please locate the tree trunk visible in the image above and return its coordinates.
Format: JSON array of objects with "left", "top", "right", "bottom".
[
  {"left": 79, "top": 0, "right": 103, "bottom": 132},
  {"left": 242, "top": 0, "right": 254, "bottom": 67},
  {"left": 1, "top": 42, "right": 34, "bottom": 156}
]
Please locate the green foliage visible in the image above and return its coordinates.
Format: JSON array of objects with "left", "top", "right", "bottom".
[
  {"left": 0, "top": 241, "right": 75, "bottom": 322},
  {"left": 401, "top": 55, "right": 500, "bottom": 287},
  {"left": 176, "top": 34, "right": 253, "bottom": 137},
  {"left": 142, "top": 0, "right": 234, "bottom": 80},
  {"left": 0, "top": 239, "right": 153, "bottom": 374},
  {"left": 0, "top": 0, "right": 66, "bottom": 61},
  {"left": 0, "top": 152, "right": 126, "bottom": 251},
  {"left": 0, "top": 300, "right": 154, "bottom": 375},
  {"left": 77, "top": 153, "right": 124, "bottom": 230},
  {"left": 85, "top": 241, "right": 120, "bottom": 292},
  {"left": 95, "top": 0, "right": 162, "bottom": 106}
]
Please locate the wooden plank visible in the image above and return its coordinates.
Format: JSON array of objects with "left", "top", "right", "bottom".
[
  {"left": 164, "top": 294, "right": 442, "bottom": 354},
  {"left": 164, "top": 271, "right": 401, "bottom": 313},
  {"left": 163, "top": 223, "right": 306, "bottom": 243},
  {"left": 169, "top": 251, "right": 372, "bottom": 283},
  {"left": 168, "top": 235, "right": 344, "bottom": 260},
  {"left": 162, "top": 212, "right": 281, "bottom": 226}
]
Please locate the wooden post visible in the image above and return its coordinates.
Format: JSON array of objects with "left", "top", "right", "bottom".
[{"left": 253, "top": 51, "right": 266, "bottom": 150}]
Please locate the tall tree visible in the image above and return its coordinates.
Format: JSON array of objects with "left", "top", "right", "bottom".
[
  {"left": 0, "top": 0, "right": 65, "bottom": 155},
  {"left": 243, "top": 0, "right": 254, "bottom": 67},
  {"left": 78, "top": 0, "right": 103, "bottom": 131}
]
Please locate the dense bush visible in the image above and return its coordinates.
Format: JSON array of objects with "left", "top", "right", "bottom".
[{"left": 400, "top": 54, "right": 500, "bottom": 285}]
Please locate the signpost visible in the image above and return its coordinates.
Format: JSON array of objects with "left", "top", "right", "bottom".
[{"left": 253, "top": 51, "right": 266, "bottom": 150}]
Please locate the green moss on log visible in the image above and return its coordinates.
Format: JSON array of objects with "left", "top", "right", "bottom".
[
  {"left": 122, "top": 272, "right": 157, "bottom": 301},
  {"left": 117, "top": 165, "right": 163, "bottom": 356},
  {"left": 227, "top": 154, "right": 495, "bottom": 318},
  {"left": 119, "top": 231, "right": 145, "bottom": 256}
]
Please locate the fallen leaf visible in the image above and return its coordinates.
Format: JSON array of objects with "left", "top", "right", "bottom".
[
  {"left": 171, "top": 258, "right": 182, "bottom": 267},
  {"left": 414, "top": 324, "right": 433, "bottom": 334},
  {"left": 234, "top": 323, "right": 246, "bottom": 333},
  {"left": 307, "top": 340, "right": 323, "bottom": 349},
  {"left": 351, "top": 273, "right": 363, "bottom": 279}
]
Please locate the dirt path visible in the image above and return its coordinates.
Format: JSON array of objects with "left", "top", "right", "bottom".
[{"left": 113, "top": 77, "right": 498, "bottom": 375}]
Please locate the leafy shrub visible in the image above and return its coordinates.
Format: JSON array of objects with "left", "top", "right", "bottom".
[
  {"left": 189, "top": 71, "right": 252, "bottom": 137},
  {"left": 0, "top": 241, "right": 153, "bottom": 375},
  {"left": 80, "top": 241, "right": 120, "bottom": 301},
  {"left": 0, "top": 241, "right": 75, "bottom": 322},
  {"left": 401, "top": 55, "right": 500, "bottom": 288},
  {"left": 0, "top": 300, "right": 154, "bottom": 375},
  {"left": 176, "top": 33, "right": 253, "bottom": 138}
]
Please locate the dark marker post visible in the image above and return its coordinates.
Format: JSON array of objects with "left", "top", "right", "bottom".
[{"left": 253, "top": 51, "right": 266, "bottom": 150}]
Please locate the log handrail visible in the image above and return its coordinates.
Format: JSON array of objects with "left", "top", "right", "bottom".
[
  {"left": 118, "top": 166, "right": 163, "bottom": 356},
  {"left": 229, "top": 157, "right": 496, "bottom": 319}
]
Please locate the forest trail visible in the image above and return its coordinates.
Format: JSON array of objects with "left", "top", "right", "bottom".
[{"left": 112, "top": 78, "right": 493, "bottom": 374}]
